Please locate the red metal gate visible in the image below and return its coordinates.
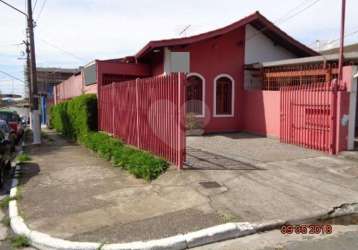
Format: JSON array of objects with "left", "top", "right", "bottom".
[
  {"left": 99, "top": 73, "right": 186, "bottom": 169},
  {"left": 280, "top": 82, "right": 337, "bottom": 154}
]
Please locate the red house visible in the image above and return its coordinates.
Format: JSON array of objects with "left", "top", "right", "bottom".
[
  {"left": 56, "top": 11, "right": 319, "bottom": 133},
  {"left": 132, "top": 11, "right": 317, "bottom": 133}
]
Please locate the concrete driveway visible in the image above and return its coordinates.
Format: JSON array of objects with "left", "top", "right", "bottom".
[
  {"left": 186, "top": 133, "right": 358, "bottom": 221},
  {"left": 18, "top": 131, "right": 358, "bottom": 243}
]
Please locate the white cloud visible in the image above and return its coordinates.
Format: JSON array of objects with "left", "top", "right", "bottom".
[{"left": 1, "top": 0, "right": 358, "bottom": 95}]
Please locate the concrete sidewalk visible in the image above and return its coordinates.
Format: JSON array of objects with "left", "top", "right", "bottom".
[{"left": 18, "top": 131, "right": 358, "bottom": 244}]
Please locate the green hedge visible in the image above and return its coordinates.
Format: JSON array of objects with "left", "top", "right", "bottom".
[
  {"left": 83, "top": 132, "right": 168, "bottom": 181},
  {"left": 49, "top": 94, "right": 97, "bottom": 142},
  {"left": 50, "top": 95, "right": 168, "bottom": 181}
]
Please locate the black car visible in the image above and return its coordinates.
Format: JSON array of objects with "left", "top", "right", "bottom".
[{"left": 0, "top": 124, "right": 12, "bottom": 187}]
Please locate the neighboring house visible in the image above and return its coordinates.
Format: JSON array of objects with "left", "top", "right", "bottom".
[
  {"left": 35, "top": 67, "right": 79, "bottom": 124},
  {"left": 55, "top": 11, "right": 317, "bottom": 133},
  {"left": 54, "top": 58, "right": 150, "bottom": 103},
  {"left": 320, "top": 42, "right": 358, "bottom": 55}
]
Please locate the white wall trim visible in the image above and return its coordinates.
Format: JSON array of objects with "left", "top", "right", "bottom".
[
  {"left": 187, "top": 73, "right": 206, "bottom": 118},
  {"left": 213, "top": 74, "right": 235, "bottom": 118}
]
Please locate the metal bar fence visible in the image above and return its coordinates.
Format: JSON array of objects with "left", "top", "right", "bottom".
[
  {"left": 280, "top": 81, "right": 337, "bottom": 153},
  {"left": 99, "top": 73, "right": 186, "bottom": 169}
]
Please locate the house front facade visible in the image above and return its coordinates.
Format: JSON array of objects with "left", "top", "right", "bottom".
[
  {"left": 55, "top": 11, "right": 318, "bottom": 134},
  {"left": 133, "top": 11, "right": 317, "bottom": 133}
]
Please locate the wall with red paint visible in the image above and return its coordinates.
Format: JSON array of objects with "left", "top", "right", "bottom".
[
  {"left": 243, "top": 90, "right": 281, "bottom": 138},
  {"left": 148, "top": 27, "right": 246, "bottom": 133}
]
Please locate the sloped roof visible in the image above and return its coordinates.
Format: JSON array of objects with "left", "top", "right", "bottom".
[{"left": 136, "top": 11, "right": 318, "bottom": 59}]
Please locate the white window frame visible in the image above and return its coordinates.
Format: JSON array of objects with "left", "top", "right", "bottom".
[
  {"left": 187, "top": 72, "right": 206, "bottom": 118},
  {"left": 213, "top": 74, "right": 235, "bottom": 117}
]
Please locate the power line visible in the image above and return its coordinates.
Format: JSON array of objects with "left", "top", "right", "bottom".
[
  {"left": 35, "top": 0, "right": 47, "bottom": 22},
  {"left": 327, "top": 28, "right": 358, "bottom": 45},
  {"left": 246, "top": 0, "right": 322, "bottom": 42},
  {"left": 310, "top": 27, "right": 358, "bottom": 48},
  {"left": 275, "top": 0, "right": 314, "bottom": 23},
  {"left": 38, "top": 37, "right": 86, "bottom": 61},
  {"left": 0, "top": 0, "right": 27, "bottom": 16},
  {"left": 0, "top": 70, "right": 25, "bottom": 83},
  {"left": 278, "top": 0, "right": 322, "bottom": 25},
  {"left": 33, "top": 0, "right": 38, "bottom": 11}
]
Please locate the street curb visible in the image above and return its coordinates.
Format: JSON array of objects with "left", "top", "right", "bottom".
[{"left": 8, "top": 162, "right": 358, "bottom": 250}]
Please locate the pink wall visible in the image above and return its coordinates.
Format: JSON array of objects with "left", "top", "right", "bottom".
[
  {"left": 336, "top": 66, "right": 355, "bottom": 152},
  {"left": 336, "top": 91, "right": 350, "bottom": 152},
  {"left": 243, "top": 90, "right": 281, "bottom": 138},
  {"left": 83, "top": 83, "right": 97, "bottom": 94},
  {"left": 54, "top": 74, "right": 84, "bottom": 103}
]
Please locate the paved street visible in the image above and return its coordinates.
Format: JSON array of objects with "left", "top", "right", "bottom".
[
  {"left": 14, "top": 131, "right": 358, "bottom": 244},
  {"left": 193, "top": 225, "right": 358, "bottom": 250}
]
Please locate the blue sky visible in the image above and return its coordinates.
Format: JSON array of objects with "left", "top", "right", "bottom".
[{"left": 1, "top": 0, "right": 358, "bottom": 96}]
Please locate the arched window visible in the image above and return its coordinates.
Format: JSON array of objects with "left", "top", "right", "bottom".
[
  {"left": 186, "top": 73, "right": 205, "bottom": 116},
  {"left": 214, "top": 74, "right": 234, "bottom": 116}
]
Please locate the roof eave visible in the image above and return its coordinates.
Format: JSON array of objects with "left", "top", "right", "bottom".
[{"left": 135, "top": 11, "right": 318, "bottom": 59}]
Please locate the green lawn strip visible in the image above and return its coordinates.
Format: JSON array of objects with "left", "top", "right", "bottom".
[{"left": 50, "top": 94, "right": 169, "bottom": 181}]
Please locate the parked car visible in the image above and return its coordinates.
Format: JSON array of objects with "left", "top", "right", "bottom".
[
  {"left": 0, "top": 120, "right": 13, "bottom": 187},
  {"left": 0, "top": 110, "right": 24, "bottom": 142}
]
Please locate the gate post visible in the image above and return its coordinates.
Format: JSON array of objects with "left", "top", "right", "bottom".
[{"left": 329, "top": 81, "right": 338, "bottom": 154}]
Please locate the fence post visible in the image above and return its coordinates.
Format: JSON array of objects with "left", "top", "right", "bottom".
[
  {"left": 112, "top": 82, "right": 115, "bottom": 135},
  {"left": 177, "top": 73, "right": 185, "bottom": 170},
  {"left": 135, "top": 78, "right": 140, "bottom": 148}
]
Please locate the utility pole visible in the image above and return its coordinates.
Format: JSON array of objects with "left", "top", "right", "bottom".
[
  {"left": 27, "top": 0, "right": 41, "bottom": 144},
  {"left": 338, "top": 0, "right": 346, "bottom": 82},
  {"left": 0, "top": 0, "right": 41, "bottom": 144},
  {"left": 24, "top": 41, "right": 32, "bottom": 107}
]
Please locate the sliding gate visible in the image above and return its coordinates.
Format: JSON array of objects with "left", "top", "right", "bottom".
[{"left": 280, "top": 82, "right": 337, "bottom": 154}]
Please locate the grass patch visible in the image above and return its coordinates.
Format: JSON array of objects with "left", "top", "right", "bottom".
[
  {"left": 0, "top": 196, "right": 14, "bottom": 209},
  {"left": 1, "top": 216, "right": 10, "bottom": 227},
  {"left": 10, "top": 235, "right": 30, "bottom": 248},
  {"left": 0, "top": 192, "right": 22, "bottom": 209},
  {"left": 16, "top": 153, "right": 31, "bottom": 163},
  {"left": 97, "top": 242, "right": 105, "bottom": 250},
  {"left": 218, "top": 211, "right": 241, "bottom": 223}
]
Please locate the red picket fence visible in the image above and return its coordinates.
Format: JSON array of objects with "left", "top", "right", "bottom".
[
  {"left": 99, "top": 73, "right": 186, "bottom": 168},
  {"left": 280, "top": 82, "right": 337, "bottom": 154}
]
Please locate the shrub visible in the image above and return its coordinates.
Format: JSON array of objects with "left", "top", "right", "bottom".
[
  {"left": 50, "top": 95, "right": 168, "bottom": 181},
  {"left": 49, "top": 94, "right": 97, "bottom": 142},
  {"left": 126, "top": 152, "right": 169, "bottom": 181},
  {"left": 87, "top": 132, "right": 168, "bottom": 181}
]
